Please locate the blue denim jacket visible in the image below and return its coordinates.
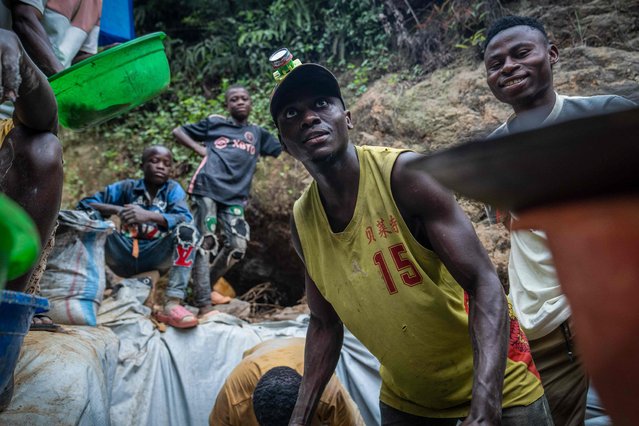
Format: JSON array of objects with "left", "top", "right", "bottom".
[{"left": 77, "top": 178, "right": 193, "bottom": 231}]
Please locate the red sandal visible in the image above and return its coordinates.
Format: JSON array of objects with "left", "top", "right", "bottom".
[{"left": 155, "top": 304, "right": 198, "bottom": 329}]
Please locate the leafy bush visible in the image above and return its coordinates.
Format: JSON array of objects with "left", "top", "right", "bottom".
[
  {"left": 382, "top": 0, "right": 500, "bottom": 72},
  {"left": 63, "top": 0, "right": 498, "bottom": 212}
]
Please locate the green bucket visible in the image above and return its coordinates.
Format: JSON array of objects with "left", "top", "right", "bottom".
[
  {"left": 0, "top": 194, "right": 40, "bottom": 290},
  {"left": 48, "top": 32, "right": 170, "bottom": 130}
]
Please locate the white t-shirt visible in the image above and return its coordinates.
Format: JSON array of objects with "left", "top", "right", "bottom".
[{"left": 490, "top": 93, "right": 636, "bottom": 340}]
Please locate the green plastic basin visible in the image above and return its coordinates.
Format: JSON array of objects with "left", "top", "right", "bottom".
[
  {"left": 48, "top": 32, "right": 170, "bottom": 130},
  {"left": 0, "top": 194, "right": 40, "bottom": 290}
]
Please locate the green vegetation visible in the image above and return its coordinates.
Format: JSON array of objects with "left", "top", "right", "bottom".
[{"left": 62, "top": 0, "right": 496, "bottom": 212}]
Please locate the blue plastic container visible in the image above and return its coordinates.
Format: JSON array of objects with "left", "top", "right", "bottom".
[{"left": 0, "top": 290, "right": 49, "bottom": 411}]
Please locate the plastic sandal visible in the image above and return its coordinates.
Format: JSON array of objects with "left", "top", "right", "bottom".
[{"left": 155, "top": 304, "right": 198, "bottom": 329}]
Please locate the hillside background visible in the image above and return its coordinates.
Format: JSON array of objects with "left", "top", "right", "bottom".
[{"left": 60, "top": 0, "right": 639, "bottom": 306}]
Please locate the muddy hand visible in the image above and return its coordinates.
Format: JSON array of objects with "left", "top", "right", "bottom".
[{"left": 0, "top": 29, "right": 24, "bottom": 103}]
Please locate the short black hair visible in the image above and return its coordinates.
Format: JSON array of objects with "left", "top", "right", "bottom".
[
  {"left": 484, "top": 16, "right": 548, "bottom": 52},
  {"left": 252, "top": 367, "right": 302, "bottom": 426},
  {"left": 225, "top": 84, "right": 249, "bottom": 102},
  {"left": 141, "top": 145, "right": 171, "bottom": 163}
]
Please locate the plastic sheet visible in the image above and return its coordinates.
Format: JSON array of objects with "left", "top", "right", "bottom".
[
  {"left": 0, "top": 326, "right": 118, "bottom": 425},
  {"left": 1, "top": 279, "right": 382, "bottom": 425}
]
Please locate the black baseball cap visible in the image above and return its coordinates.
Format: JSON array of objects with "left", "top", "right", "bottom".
[{"left": 269, "top": 63, "right": 346, "bottom": 124}]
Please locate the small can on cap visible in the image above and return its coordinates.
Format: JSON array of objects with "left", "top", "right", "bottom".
[
  {"left": 269, "top": 48, "right": 302, "bottom": 83},
  {"left": 268, "top": 48, "right": 345, "bottom": 123}
]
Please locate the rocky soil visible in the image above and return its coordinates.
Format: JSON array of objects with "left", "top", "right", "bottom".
[
  {"left": 234, "top": 0, "right": 639, "bottom": 303},
  {"left": 346, "top": 0, "right": 639, "bottom": 289}
]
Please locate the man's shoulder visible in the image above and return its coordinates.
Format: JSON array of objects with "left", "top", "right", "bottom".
[
  {"left": 357, "top": 144, "right": 410, "bottom": 165},
  {"left": 488, "top": 121, "right": 510, "bottom": 139},
  {"left": 97, "top": 179, "right": 140, "bottom": 204},
  {"left": 164, "top": 179, "right": 187, "bottom": 195},
  {"left": 358, "top": 144, "right": 406, "bottom": 154},
  {"left": 184, "top": 114, "right": 226, "bottom": 127},
  {"left": 559, "top": 93, "right": 636, "bottom": 116},
  {"left": 294, "top": 182, "right": 315, "bottom": 210},
  {"left": 165, "top": 178, "right": 184, "bottom": 188},
  {"left": 358, "top": 145, "right": 413, "bottom": 181},
  {"left": 245, "top": 122, "right": 272, "bottom": 136},
  {"left": 200, "top": 114, "right": 226, "bottom": 126},
  {"left": 107, "top": 178, "right": 139, "bottom": 189}
]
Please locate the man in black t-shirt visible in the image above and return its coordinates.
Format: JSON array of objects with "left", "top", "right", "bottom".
[{"left": 173, "top": 85, "right": 282, "bottom": 316}]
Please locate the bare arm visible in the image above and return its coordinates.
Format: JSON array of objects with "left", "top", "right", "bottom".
[
  {"left": 395, "top": 152, "right": 508, "bottom": 424},
  {"left": 88, "top": 202, "right": 123, "bottom": 217},
  {"left": 289, "top": 217, "right": 344, "bottom": 426},
  {"left": 0, "top": 29, "right": 57, "bottom": 133},
  {"left": 10, "top": 3, "right": 64, "bottom": 76},
  {"left": 172, "top": 126, "right": 207, "bottom": 157}
]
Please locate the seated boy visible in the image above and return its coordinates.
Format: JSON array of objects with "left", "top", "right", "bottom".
[{"left": 78, "top": 145, "right": 199, "bottom": 329}]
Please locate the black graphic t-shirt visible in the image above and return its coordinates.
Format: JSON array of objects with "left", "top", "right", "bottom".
[{"left": 182, "top": 116, "right": 281, "bottom": 205}]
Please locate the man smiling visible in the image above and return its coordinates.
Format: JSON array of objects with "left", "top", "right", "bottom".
[
  {"left": 483, "top": 15, "right": 635, "bottom": 426},
  {"left": 270, "top": 60, "right": 550, "bottom": 425}
]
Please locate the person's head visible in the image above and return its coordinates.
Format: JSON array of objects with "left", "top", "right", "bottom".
[
  {"left": 226, "top": 85, "right": 252, "bottom": 123},
  {"left": 483, "top": 16, "right": 559, "bottom": 112},
  {"left": 141, "top": 145, "right": 172, "bottom": 186},
  {"left": 252, "top": 366, "right": 302, "bottom": 426},
  {"left": 269, "top": 63, "right": 352, "bottom": 164}
]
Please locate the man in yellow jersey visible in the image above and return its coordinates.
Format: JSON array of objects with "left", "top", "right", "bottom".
[
  {"left": 268, "top": 58, "right": 551, "bottom": 425},
  {"left": 0, "top": 29, "right": 62, "bottom": 295},
  {"left": 210, "top": 338, "right": 364, "bottom": 426}
]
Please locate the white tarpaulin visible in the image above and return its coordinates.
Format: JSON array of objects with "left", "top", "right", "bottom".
[
  {"left": 0, "top": 279, "right": 382, "bottom": 425},
  {"left": 0, "top": 326, "right": 119, "bottom": 425}
]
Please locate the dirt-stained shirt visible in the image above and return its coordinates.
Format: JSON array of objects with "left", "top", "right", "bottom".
[{"left": 209, "top": 338, "right": 364, "bottom": 426}]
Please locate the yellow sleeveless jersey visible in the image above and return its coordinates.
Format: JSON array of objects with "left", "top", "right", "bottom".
[
  {"left": 0, "top": 119, "right": 13, "bottom": 149},
  {"left": 293, "top": 145, "right": 543, "bottom": 418}
]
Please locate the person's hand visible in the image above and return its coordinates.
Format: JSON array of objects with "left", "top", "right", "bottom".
[
  {"left": 119, "top": 204, "right": 153, "bottom": 225},
  {"left": 0, "top": 29, "right": 27, "bottom": 103},
  {"left": 460, "top": 410, "right": 500, "bottom": 426},
  {"left": 460, "top": 417, "right": 492, "bottom": 426},
  {"left": 0, "top": 28, "right": 57, "bottom": 131}
]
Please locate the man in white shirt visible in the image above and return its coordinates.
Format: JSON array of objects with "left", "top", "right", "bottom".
[{"left": 483, "top": 15, "right": 635, "bottom": 426}]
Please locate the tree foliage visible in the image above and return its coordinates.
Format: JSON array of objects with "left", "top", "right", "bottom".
[
  {"left": 135, "top": 0, "right": 390, "bottom": 89},
  {"left": 63, "top": 0, "right": 391, "bottom": 204},
  {"left": 63, "top": 0, "right": 498, "bottom": 212}
]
